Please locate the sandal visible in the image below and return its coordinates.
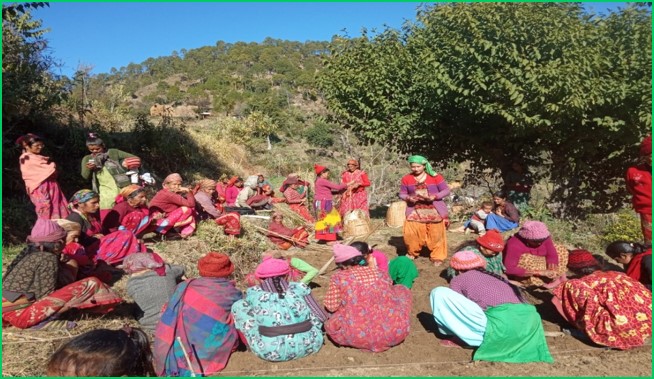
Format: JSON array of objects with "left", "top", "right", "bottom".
[{"left": 440, "top": 338, "right": 465, "bottom": 348}]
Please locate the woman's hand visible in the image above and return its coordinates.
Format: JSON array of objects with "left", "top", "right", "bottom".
[
  {"left": 177, "top": 187, "right": 191, "bottom": 194},
  {"left": 537, "top": 270, "right": 558, "bottom": 279},
  {"left": 93, "top": 233, "right": 105, "bottom": 239},
  {"left": 85, "top": 162, "right": 97, "bottom": 170},
  {"left": 153, "top": 213, "right": 165, "bottom": 220}
]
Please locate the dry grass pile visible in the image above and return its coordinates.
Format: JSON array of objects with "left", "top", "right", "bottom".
[{"left": 272, "top": 202, "right": 314, "bottom": 230}]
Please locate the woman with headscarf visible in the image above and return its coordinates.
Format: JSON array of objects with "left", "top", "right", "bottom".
[
  {"left": 605, "top": 241, "right": 652, "bottom": 290},
  {"left": 247, "top": 184, "right": 283, "bottom": 210},
  {"left": 626, "top": 134, "right": 652, "bottom": 242},
  {"left": 2, "top": 220, "right": 122, "bottom": 329},
  {"left": 430, "top": 250, "right": 553, "bottom": 363},
  {"left": 279, "top": 173, "right": 311, "bottom": 194},
  {"left": 224, "top": 176, "right": 242, "bottom": 207},
  {"left": 194, "top": 178, "right": 241, "bottom": 236},
  {"left": 338, "top": 158, "right": 371, "bottom": 218},
  {"left": 123, "top": 252, "right": 185, "bottom": 331},
  {"left": 148, "top": 173, "right": 197, "bottom": 238},
  {"left": 215, "top": 173, "right": 230, "bottom": 204},
  {"left": 244, "top": 251, "right": 319, "bottom": 287},
  {"left": 236, "top": 175, "right": 259, "bottom": 208},
  {"left": 283, "top": 175, "right": 315, "bottom": 223},
  {"left": 552, "top": 250, "right": 652, "bottom": 350},
  {"left": 503, "top": 221, "right": 569, "bottom": 289},
  {"left": 324, "top": 244, "right": 412, "bottom": 352},
  {"left": 267, "top": 212, "right": 310, "bottom": 250},
  {"left": 154, "top": 252, "right": 243, "bottom": 376},
  {"left": 17, "top": 133, "right": 70, "bottom": 220},
  {"left": 102, "top": 184, "right": 154, "bottom": 236},
  {"left": 314, "top": 164, "right": 349, "bottom": 242},
  {"left": 81, "top": 132, "right": 140, "bottom": 220},
  {"left": 399, "top": 155, "right": 451, "bottom": 267},
  {"left": 232, "top": 256, "right": 326, "bottom": 362}
]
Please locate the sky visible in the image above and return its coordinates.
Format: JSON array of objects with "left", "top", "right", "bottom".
[{"left": 31, "top": 2, "right": 630, "bottom": 78}]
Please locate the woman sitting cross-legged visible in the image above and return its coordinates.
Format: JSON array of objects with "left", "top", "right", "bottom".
[
  {"left": 154, "top": 252, "right": 243, "bottom": 376},
  {"left": 123, "top": 252, "right": 185, "bottom": 332},
  {"left": 324, "top": 244, "right": 412, "bottom": 352},
  {"left": 2, "top": 219, "right": 122, "bottom": 329},
  {"left": 503, "top": 221, "right": 568, "bottom": 289},
  {"left": 149, "top": 173, "right": 197, "bottom": 238},
  {"left": 232, "top": 256, "right": 327, "bottom": 362},
  {"left": 102, "top": 185, "right": 156, "bottom": 236},
  {"left": 430, "top": 250, "right": 553, "bottom": 363},
  {"left": 484, "top": 190, "right": 520, "bottom": 232},
  {"left": 267, "top": 212, "right": 309, "bottom": 250},
  {"left": 552, "top": 249, "right": 652, "bottom": 350},
  {"left": 193, "top": 178, "right": 241, "bottom": 236}
]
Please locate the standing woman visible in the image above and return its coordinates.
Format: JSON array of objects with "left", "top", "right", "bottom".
[
  {"left": 314, "top": 164, "right": 349, "bottom": 242},
  {"left": 625, "top": 134, "right": 652, "bottom": 242},
  {"left": 81, "top": 132, "right": 140, "bottom": 220},
  {"left": 17, "top": 133, "right": 69, "bottom": 220},
  {"left": 338, "top": 158, "right": 371, "bottom": 218},
  {"left": 149, "top": 173, "right": 197, "bottom": 238},
  {"left": 399, "top": 155, "right": 450, "bottom": 267}
]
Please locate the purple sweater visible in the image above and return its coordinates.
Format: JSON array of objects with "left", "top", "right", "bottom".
[
  {"left": 503, "top": 235, "right": 559, "bottom": 277},
  {"left": 398, "top": 174, "right": 450, "bottom": 218},
  {"left": 450, "top": 270, "right": 523, "bottom": 310},
  {"left": 314, "top": 177, "right": 347, "bottom": 200}
]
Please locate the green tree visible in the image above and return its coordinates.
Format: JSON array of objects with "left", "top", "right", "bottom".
[{"left": 319, "top": 3, "right": 652, "bottom": 216}]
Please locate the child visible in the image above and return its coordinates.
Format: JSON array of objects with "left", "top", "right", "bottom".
[
  {"left": 605, "top": 241, "right": 652, "bottom": 291},
  {"left": 463, "top": 201, "right": 493, "bottom": 235},
  {"left": 349, "top": 241, "right": 389, "bottom": 272},
  {"left": 47, "top": 327, "right": 155, "bottom": 376},
  {"left": 446, "top": 229, "right": 506, "bottom": 279}
]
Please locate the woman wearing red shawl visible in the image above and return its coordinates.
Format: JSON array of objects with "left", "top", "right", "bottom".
[
  {"left": 102, "top": 185, "right": 155, "bottom": 236},
  {"left": 338, "top": 159, "right": 371, "bottom": 218},
  {"left": 17, "top": 133, "right": 69, "bottom": 220},
  {"left": 552, "top": 250, "right": 652, "bottom": 350},
  {"left": 149, "top": 173, "right": 197, "bottom": 238},
  {"left": 194, "top": 179, "right": 241, "bottom": 236},
  {"left": 267, "top": 212, "right": 309, "bottom": 250},
  {"left": 2, "top": 220, "right": 122, "bottom": 329},
  {"left": 154, "top": 252, "right": 243, "bottom": 376},
  {"left": 283, "top": 175, "right": 315, "bottom": 223},
  {"left": 626, "top": 134, "right": 652, "bottom": 242},
  {"left": 225, "top": 176, "right": 242, "bottom": 207},
  {"left": 605, "top": 241, "right": 652, "bottom": 291},
  {"left": 215, "top": 173, "right": 230, "bottom": 204}
]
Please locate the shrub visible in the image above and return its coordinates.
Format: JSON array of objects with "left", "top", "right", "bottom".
[
  {"left": 305, "top": 121, "right": 334, "bottom": 147},
  {"left": 600, "top": 209, "right": 643, "bottom": 246}
]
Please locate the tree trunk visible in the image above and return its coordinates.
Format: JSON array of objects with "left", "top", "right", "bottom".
[{"left": 266, "top": 134, "right": 272, "bottom": 150}]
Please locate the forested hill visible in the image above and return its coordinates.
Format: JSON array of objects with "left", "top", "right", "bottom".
[{"left": 82, "top": 39, "right": 331, "bottom": 118}]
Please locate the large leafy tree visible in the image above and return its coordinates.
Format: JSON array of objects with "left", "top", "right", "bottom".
[{"left": 318, "top": 2, "right": 651, "bottom": 216}]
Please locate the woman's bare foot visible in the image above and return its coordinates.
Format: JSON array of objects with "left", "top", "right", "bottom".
[{"left": 432, "top": 260, "right": 444, "bottom": 267}]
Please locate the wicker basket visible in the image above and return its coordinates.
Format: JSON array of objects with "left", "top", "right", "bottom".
[
  {"left": 343, "top": 209, "right": 371, "bottom": 237},
  {"left": 386, "top": 201, "right": 407, "bottom": 228}
]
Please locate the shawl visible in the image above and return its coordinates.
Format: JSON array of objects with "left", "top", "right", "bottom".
[
  {"left": 19, "top": 152, "right": 56, "bottom": 193},
  {"left": 626, "top": 250, "right": 652, "bottom": 284}
]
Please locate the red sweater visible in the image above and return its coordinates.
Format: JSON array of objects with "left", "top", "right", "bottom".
[
  {"left": 103, "top": 201, "right": 149, "bottom": 232},
  {"left": 626, "top": 164, "right": 652, "bottom": 214},
  {"left": 149, "top": 189, "right": 196, "bottom": 214}
]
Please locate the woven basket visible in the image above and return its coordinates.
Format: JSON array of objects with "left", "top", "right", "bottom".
[
  {"left": 386, "top": 201, "right": 407, "bottom": 228},
  {"left": 343, "top": 209, "right": 371, "bottom": 237}
]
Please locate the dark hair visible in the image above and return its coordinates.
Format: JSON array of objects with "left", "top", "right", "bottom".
[
  {"left": 336, "top": 255, "right": 367, "bottom": 269},
  {"left": 47, "top": 327, "right": 155, "bottom": 376},
  {"left": 85, "top": 132, "right": 105, "bottom": 147},
  {"left": 16, "top": 133, "right": 42, "bottom": 149},
  {"left": 472, "top": 268, "right": 526, "bottom": 303},
  {"left": 492, "top": 190, "right": 508, "bottom": 199},
  {"left": 605, "top": 241, "right": 651, "bottom": 259},
  {"left": 349, "top": 241, "right": 371, "bottom": 255},
  {"left": 271, "top": 276, "right": 286, "bottom": 299},
  {"left": 481, "top": 201, "right": 493, "bottom": 208}
]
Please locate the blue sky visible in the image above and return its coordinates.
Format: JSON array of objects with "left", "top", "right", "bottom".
[{"left": 31, "top": 2, "right": 629, "bottom": 78}]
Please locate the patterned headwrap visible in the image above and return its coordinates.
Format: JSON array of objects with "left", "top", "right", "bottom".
[
  {"left": 122, "top": 252, "right": 166, "bottom": 276},
  {"left": 120, "top": 184, "right": 144, "bottom": 199},
  {"left": 69, "top": 189, "right": 99, "bottom": 208},
  {"left": 163, "top": 173, "right": 183, "bottom": 187},
  {"left": 198, "top": 179, "right": 217, "bottom": 191},
  {"left": 347, "top": 159, "right": 359, "bottom": 168},
  {"left": 227, "top": 176, "right": 240, "bottom": 187},
  {"left": 408, "top": 155, "right": 437, "bottom": 176}
]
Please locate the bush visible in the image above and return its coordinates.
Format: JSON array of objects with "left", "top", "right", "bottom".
[
  {"left": 305, "top": 121, "right": 334, "bottom": 147},
  {"left": 600, "top": 209, "right": 642, "bottom": 246}
]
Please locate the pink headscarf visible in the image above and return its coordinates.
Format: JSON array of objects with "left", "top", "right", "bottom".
[
  {"left": 27, "top": 219, "right": 68, "bottom": 243},
  {"left": 163, "top": 173, "right": 183, "bottom": 187},
  {"left": 122, "top": 252, "right": 166, "bottom": 276}
]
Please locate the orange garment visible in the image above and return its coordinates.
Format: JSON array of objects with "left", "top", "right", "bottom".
[
  {"left": 403, "top": 220, "right": 447, "bottom": 261},
  {"left": 19, "top": 152, "right": 56, "bottom": 193}
]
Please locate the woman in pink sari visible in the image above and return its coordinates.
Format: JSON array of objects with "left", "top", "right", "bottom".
[
  {"left": 17, "top": 133, "right": 69, "bottom": 220},
  {"left": 338, "top": 159, "right": 371, "bottom": 218},
  {"left": 149, "top": 173, "right": 197, "bottom": 238}
]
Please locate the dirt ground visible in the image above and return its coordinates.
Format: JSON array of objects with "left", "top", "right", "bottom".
[{"left": 2, "top": 222, "right": 651, "bottom": 377}]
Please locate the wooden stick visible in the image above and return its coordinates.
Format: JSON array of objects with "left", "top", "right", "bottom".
[
  {"left": 318, "top": 256, "right": 335, "bottom": 276},
  {"left": 176, "top": 336, "right": 197, "bottom": 377}
]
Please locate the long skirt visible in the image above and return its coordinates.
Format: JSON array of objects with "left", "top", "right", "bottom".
[
  {"left": 403, "top": 220, "right": 447, "bottom": 261},
  {"left": 29, "top": 177, "right": 69, "bottom": 220},
  {"left": 430, "top": 287, "right": 487, "bottom": 346},
  {"left": 120, "top": 211, "right": 153, "bottom": 236},
  {"left": 484, "top": 213, "right": 518, "bottom": 232},
  {"left": 516, "top": 244, "right": 569, "bottom": 287},
  {"left": 338, "top": 190, "right": 369, "bottom": 218},
  {"left": 289, "top": 203, "right": 315, "bottom": 223},
  {"left": 154, "top": 206, "right": 196, "bottom": 236},
  {"left": 215, "top": 212, "right": 241, "bottom": 235},
  {"left": 95, "top": 230, "right": 142, "bottom": 265},
  {"left": 2, "top": 277, "right": 122, "bottom": 329},
  {"left": 314, "top": 200, "right": 341, "bottom": 241},
  {"left": 553, "top": 271, "right": 652, "bottom": 350}
]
